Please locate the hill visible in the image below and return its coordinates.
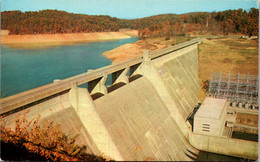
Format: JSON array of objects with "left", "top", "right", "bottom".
[
  {"left": 1, "top": 10, "right": 122, "bottom": 34},
  {"left": 137, "top": 9, "right": 258, "bottom": 38},
  {"left": 1, "top": 8, "right": 258, "bottom": 37}
]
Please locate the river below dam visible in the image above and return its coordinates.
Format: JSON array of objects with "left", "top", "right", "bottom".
[{"left": 1, "top": 37, "right": 139, "bottom": 98}]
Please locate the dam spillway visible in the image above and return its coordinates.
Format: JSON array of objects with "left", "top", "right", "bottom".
[
  {"left": 2, "top": 38, "right": 257, "bottom": 160},
  {"left": 68, "top": 38, "right": 201, "bottom": 160},
  {"left": 93, "top": 77, "right": 197, "bottom": 161}
]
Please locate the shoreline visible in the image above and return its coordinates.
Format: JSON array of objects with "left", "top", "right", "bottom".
[
  {"left": 102, "top": 37, "right": 182, "bottom": 63},
  {"left": 1, "top": 30, "right": 138, "bottom": 48},
  {"left": 102, "top": 36, "right": 196, "bottom": 64},
  {"left": 103, "top": 40, "right": 169, "bottom": 63}
]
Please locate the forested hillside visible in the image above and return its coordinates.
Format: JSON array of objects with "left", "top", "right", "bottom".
[
  {"left": 1, "top": 8, "right": 258, "bottom": 37},
  {"left": 1, "top": 10, "right": 122, "bottom": 34},
  {"left": 137, "top": 8, "right": 258, "bottom": 38}
]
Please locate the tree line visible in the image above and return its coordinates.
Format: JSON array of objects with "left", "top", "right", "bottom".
[
  {"left": 1, "top": 8, "right": 258, "bottom": 37},
  {"left": 138, "top": 8, "right": 258, "bottom": 38},
  {"left": 1, "top": 10, "right": 122, "bottom": 34}
]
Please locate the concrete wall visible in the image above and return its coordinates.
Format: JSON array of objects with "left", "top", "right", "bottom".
[
  {"left": 152, "top": 44, "right": 200, "bottom": 120},
  {"left": 2, "top": 92, "right": 100, "bottom": 156},
  {"left": 194, "top": 98, "right": 228, "bottom": 136},
  {"left": 69, "top": 87, "right": 123, "bottom": 160},
  {"left": 93, "top": 77, "right": 197, "bottom": 161},
  {"left": 83, "top": 43, "right": 201, "bottom": 160},
  {"left": 189, "top": 132, "right": 258, "bottom": 160},
  {"left": 138, "top": 44, "right": 199, "bottom": 138}
]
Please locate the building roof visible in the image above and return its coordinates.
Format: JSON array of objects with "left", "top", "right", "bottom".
[{"left": 195, "top": 97, "right": 227, "bottom": 119}]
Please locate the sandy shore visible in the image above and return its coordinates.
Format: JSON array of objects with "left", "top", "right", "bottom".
[
  {"left": 103, "top": 43, "right": 143, "bottom": 63},
  {"left": 103, "top": 40, "right": 168, "bottom": 63},
  {"left": 1, "top": 30, "right": 138, "bottom": 48},
  {"left": 103, "top": 36, "right": 196, "bottom": 63}
]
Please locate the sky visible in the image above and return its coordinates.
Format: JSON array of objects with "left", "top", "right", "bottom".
[{"left": 1, "top": 0, "right": 259, "bottom": 19}]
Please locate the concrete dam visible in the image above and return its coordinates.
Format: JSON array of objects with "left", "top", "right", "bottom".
[{"left": 1, "top": 38, "right": 258, "bottom": 161}]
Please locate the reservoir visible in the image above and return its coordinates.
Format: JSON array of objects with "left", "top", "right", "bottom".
[{"left": 1, "top": 37, "right": 139, "bottom": 98}]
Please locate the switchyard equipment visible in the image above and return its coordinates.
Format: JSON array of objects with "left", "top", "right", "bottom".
[{"left": 208, "top": 72, "right": 259, "bottom": 109}]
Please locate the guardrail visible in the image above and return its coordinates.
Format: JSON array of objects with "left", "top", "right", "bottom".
[{"left": 0, "top": 38, "right": 202, "bottom": 115}]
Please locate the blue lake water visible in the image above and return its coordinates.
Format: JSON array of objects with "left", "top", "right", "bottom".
[{"left": 1, "top": 37, "right": 139, "bottom": 98}]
